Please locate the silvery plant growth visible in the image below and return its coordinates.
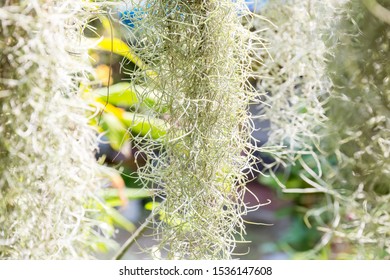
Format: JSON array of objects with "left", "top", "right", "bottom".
[
  {"left": 0, "top": 0, "right": 112, "bottom": 259},
  {"left": 255, "top": 0, "right": 390, "bottom": 258},
  {"left": 122, "top": 0, "right": 266, "bottom": 259}
]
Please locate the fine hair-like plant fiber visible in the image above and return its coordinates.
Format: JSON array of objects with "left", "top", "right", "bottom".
[
  {"left": 119, "top": 0, "right": 265, "bottom": 259},
  {"left": 0, "top": 0, "right": 112, "bottom": 259}
]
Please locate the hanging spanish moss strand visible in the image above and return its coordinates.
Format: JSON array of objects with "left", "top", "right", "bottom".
[
  {"left": 322, "top": 0, "right": 390, "bottom": 259},
  {"left": 252, "top": 0, "right": 337, "bottom": 172},
  {"left": 252, "top": 0, "right": 390, "bottom": 258},
  {"left": 0, "top": 0, "right": 112, "bottom": 259},
  {"left": 122, "top": 0, "right": 265, "bottom": 259}
]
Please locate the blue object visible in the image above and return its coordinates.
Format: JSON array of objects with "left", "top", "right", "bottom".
[
  {"left": 245, "top": 0, "right": 269, "bottom": 12},
  {"left": 118, "top": 8, "right": 144, "bottom": 29}
]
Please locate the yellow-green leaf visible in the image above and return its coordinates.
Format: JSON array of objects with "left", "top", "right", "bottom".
[
  {"left": 93, "top": 82, "right": 167, "bottom": 113},
  {"left": 96, "top": 37, "right": 158, "bottom": 79},
  {"left": 101, "top": 112, "right": 130, "bottom": 150},
  {"left": 122, "top": 111, "right": 168, "bottom": 140}
]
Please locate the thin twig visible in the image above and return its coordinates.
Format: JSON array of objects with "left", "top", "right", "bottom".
[{"left": 112, "top": 211, "right": 155, "bottom": 260}]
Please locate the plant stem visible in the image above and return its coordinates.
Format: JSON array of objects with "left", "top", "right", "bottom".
[
  {"left": 112, "top": 211, "right": 155, "bottom": 260},
  {"left": 362, "top": 0, "right": 390, "bottom": 25}
]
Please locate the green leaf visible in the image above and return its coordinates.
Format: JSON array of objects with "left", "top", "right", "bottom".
[
  {"left": 144, "top": 201, "right": 160, "bottom": 211},
  {"left": 101, "top": 112, "right": 130, "bottom": 150},
  {"left": 100, "top": 188, "right": 152, "bottom": 201},
  {"left": 104, "top": 206, "right": 136, "bottom": 233},
  {"left": 122, "top": 111, "right": 168, "bottom": 140},
  {"left": 93, "top": 82, "right": 167, "bottom": 113},
  {"left": 97, "top": 37, "right": 146, "bottom": 69},
  {"left": 96, "top": 37, "right": 158, "bottom": 79},
  {"left": 94, "top": 82, "right": 139, "bottom": 107}
]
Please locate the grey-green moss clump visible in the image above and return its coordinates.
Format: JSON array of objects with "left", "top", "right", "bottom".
[
  {"left": 124, "top": 0, "right": 264, "bottom": 259},
  {"left": 322, "top": 0, "right": 390, "bottom": 259},
  {"left": 253, "top": 0, "right": 335, "bottom": 169},
  {"left": 252, "top": 0, "right": 390, "bottom": 259},
  {"left": 0, "top": 0, "right": 111, "bottom": 259}
]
